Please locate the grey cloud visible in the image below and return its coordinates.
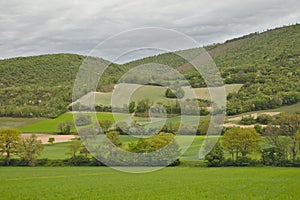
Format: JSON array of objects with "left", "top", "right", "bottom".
[{"left": 0, "top": 0, "right": 299, "bottom": 62}]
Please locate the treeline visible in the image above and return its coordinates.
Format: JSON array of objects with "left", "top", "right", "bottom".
[
  {"left": 0, "top": 127, "right": 180, "bottom": 167},
  {"left": 1, "top": 113, "right": 299, "bottom": 167},
  {"left": 205, "top": 113, "right": 300, "bottom": 167},
  {"left": 71, "top": 98, "right": 210, "bottom": 117},
  {"left": 56, "top": 114, "right": 211, "bottom": 136}
]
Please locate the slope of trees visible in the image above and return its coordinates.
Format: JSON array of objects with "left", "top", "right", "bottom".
[
  {"left": 0, "top": 24, "right": 299, "bottom": 117},
  {"left": 0, "top": 54, "right": 127, "bottom": 117},
  {"left": 125, "top": 24, "right": 300, "bottom": 115}
]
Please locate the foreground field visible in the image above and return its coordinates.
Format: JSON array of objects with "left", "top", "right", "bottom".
[{"left": 0, "top": 167, "right": 299, "bottom": 199}]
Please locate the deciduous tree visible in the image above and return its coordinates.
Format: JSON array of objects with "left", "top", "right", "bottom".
[
  {"left": 20, "top": 134, "right": 44, "bottom": 166},
  {"left": 278, "top": 114, "right": 300, "bottom": 162},
  {"left": 223, "top": 127, "right": 260, "bottom": 161},
  {"left": 0, "top": 128, "right": 22, "bottom": 165}
]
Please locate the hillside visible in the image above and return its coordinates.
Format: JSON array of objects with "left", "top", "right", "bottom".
[
  {"left": 123, "top": 24, "right": 300, "bottom": 115},
  {"left": 0, "top": 24, "right": 299, "bottom": 117},
  {"left": 0, "top": 54, "right": 127, "bottom": 117}
]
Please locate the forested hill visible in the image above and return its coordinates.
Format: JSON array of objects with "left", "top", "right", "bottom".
[
  {"left": 0, "top": 24, "right": 299, "bottom": 117},
  {"left": 124, "top": 24, "right": 300, "bottom": 115},
  {"left": 0, "top": 54, "right": 126, "bottom": 117}
]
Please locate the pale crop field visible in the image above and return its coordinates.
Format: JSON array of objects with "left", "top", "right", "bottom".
[{"left": 88, "top": 84, "right": 243, "bottom": 105}]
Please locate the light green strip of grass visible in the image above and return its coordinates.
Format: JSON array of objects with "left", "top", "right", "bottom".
[{"left": 20, "top": 112, "right": 130, "bottom": 133}]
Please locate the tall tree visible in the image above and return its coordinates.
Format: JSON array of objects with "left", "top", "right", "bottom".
[
  {"left": 223, "top": 127, "right": 260, "bottom": 161},
  {"left": 0, "top": 128, "right": 22, "bottom": 165},
  {"left": 223, "top": 127, "right": 240, "bottom": 160},
  {"left": 239, "top": 128, "right": 260, "bottom": 157},
  {"left": 57, "top": 121, "right": 74, "bottom": 135},
  {"left": 69, "top": 140, "right": 82, "bottom": 158},
  {"left": 20, "top": 134, "right": 44, "bottom": 166},
  {"left": 98, "top": 120, "right": 113, "bottom": 133},
  {"left": 278, "top": 114, "right": 300, "bottom": 162},
  {"left": 264, "top": 124, "right": 290, "bottom": 162},
  {"left": 135, "top": 98, "right": 152, "bottom": 117}
]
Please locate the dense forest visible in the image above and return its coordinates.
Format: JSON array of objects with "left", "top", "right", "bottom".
[
  {"left": 0, "top": 54, "right": 128, "bottom": 117},
  {"left": 0, "top": 24, "right": 299, "bottom": 117},
  {"left": 124, "top": 24, "right": 300, "bottom": 115}
]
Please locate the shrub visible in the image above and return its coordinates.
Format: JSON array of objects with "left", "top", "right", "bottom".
[
  {"left": 57, "top": 121, "right": 74, "bottom": 134},
  {"left": 256, "top": 114, "right": 273, "bottom": 125},
  {"left": 223, "top": 157, "right": 260, "bottom": 167},
  {"left": 75, "top": 114, "right": 92, "bottom": 126},
  {"left": 197, "top": 120, "right": 210, "bottom": 135},
  {"left": 98, "top": 120, "right": 113, "bottom": 133},
  {"left": 261, "top": 147, "right": 290, "bottom": 166},
  {"left": 165, "top": 88, "right": 184, "bottom": 99},
  {"left": 239, "top": 115, "right": 256, "bottom": 125},
  {"left": 48, "top": 138, "right": 55, "bottom": 144},
  {"left": 254, "top": 124, "right": 265, "bottom": 134},
  {"left": 205, "top": 142, "right": 224, "bottom": 167},
  {"left": 67, "top": 155, "right": 91, "bottom": 166}
]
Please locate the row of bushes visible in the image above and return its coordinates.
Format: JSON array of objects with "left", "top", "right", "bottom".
[
  {"left": 4, "top": 156, "right": 300, "bottom": 167},
  {"left": 0, "top": 156, "right": 181, "bottom": 167},
  {"left": 205, "top": 156, "right": 300, "bottom": 167},
  {"left": 0, "top": 156, "right": 103, "bottom": 167},
  {"left": 71, "top": 98, "right": 211, "bottom": 117},
  {"left": 239, "top": 114, "right": 273, "bottom": 125}
]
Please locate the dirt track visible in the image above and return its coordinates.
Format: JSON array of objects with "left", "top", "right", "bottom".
[
  {"left": 21, "top": 134, "right": 78, "bottom": 144},
  {"left": 227, "top": 112, "right": 281, "bottom": 122},
  {"left": 222, "top": 123, "right": 268, "bottom": 128}
]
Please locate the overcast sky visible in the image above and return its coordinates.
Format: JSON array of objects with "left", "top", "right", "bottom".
[{"left": 1, "top": 0, "right": 299, "bottom": 63}]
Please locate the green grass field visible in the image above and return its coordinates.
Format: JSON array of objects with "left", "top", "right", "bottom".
[
  {"left": 20, "top": 113, "right": 129, "bottom": 133},
  {"left": 19, "top": 111, "right": 208, "bottom": 133},
  {"left": 0, "top": 167, "right": 299, "bottom": 199},
  {"left": 7, "top": 102, "right": 300, "bottom": 134},
  {"left": 39, "top": 142, "right": 71, "bottom": 159},
  {"left": 272, "top": 103, "right": 300, "bottom": 114},
  {"left": 0, "top": 117, "right": 44, "bottom": 129}
]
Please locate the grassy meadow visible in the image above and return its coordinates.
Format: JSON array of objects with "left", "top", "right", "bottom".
[
  {"left": 19, "top": 112, "right": 129, "bottom": 133},
  {"left": 0, "top": 167, "right": 299, "bottom": 200},
  {"left": 0, "top": 117, "right": 44, "bottom": 129},
  {"left": 19, "top": 112, "right": 209, "bottom": 134},
  {"left": 87, "top": 84, "right": 243, "bottom": 106}
]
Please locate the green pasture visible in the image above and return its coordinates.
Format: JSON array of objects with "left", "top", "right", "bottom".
[
  {"left": 20, "top": 112, "right": 129, "bottom": 133},
  {"left": 0, "top": 167, "right": 299, "bottom": 199},
  {"left": 0, "top": 117, "right": 44, "bottom": 129},
  {"left": 19, "top": 112, "right": 209, "bottom": 134}
]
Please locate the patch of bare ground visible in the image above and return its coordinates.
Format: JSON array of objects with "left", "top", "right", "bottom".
[{"left": 21, "top": 134, "right": 78, "bottom": 144}]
